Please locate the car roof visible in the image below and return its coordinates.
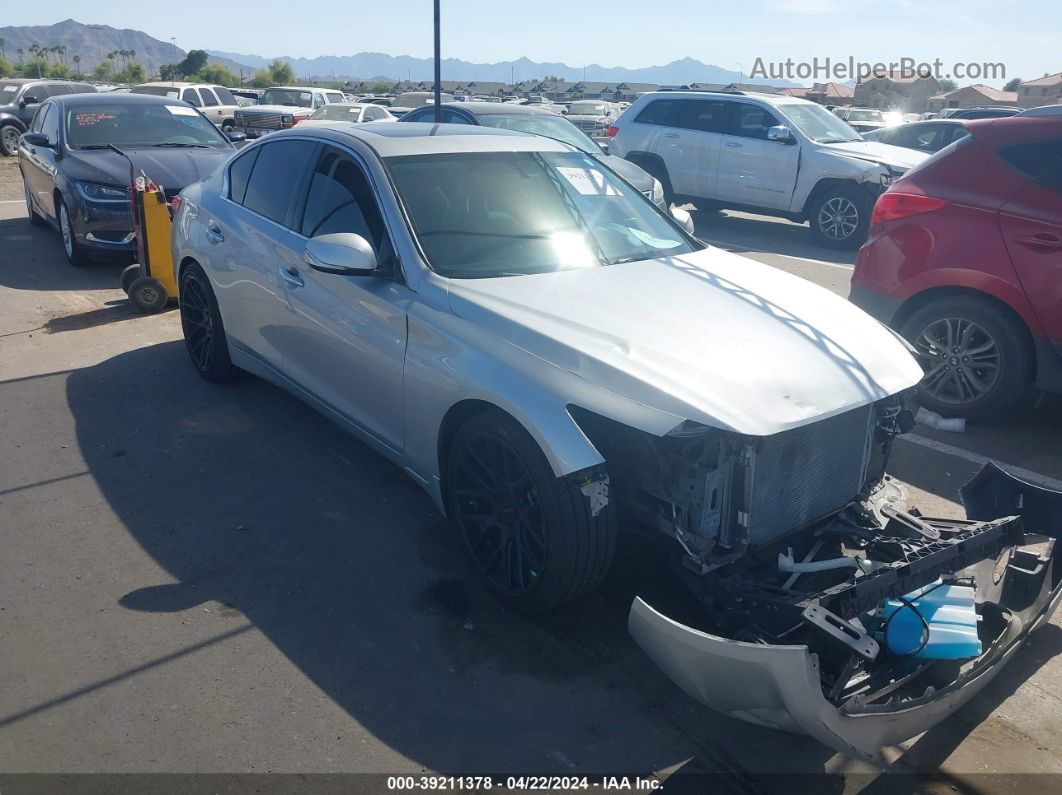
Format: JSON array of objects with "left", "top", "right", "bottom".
[
  {"left": 264, "top": 122, "right": 574, "bottom": 157},
  {"left": 49, "top": 92, "right": 192, "bottom": 107},
  {"left": 635, "top": 89, "right": 815, "bottom": 108},
  {"left": 269, "top": 86, "right": 331, "bottom": 92}
]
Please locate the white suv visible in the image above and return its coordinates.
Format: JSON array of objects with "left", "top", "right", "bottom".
[
  {"left": 607, "top": 91, "right": 928, "bottom": 248},
  {"left": 131, "top": 83, "right": 242, "bottom": 132}
]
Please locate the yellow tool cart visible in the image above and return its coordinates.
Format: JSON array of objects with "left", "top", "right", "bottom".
[{"left": 110, "top": 145, "right": 178, "bottom": 314}]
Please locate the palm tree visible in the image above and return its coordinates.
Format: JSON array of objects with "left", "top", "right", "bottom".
[
  {"left": 0, "top": 38, "right": 6, "bottom": 62},
  {"left": 72, "top": 54, "right": 81, "bottom": 75},
  {"left": 16, "top": 48, "right": 24, "bottom": 66},
  {"left": 55, "top": 45, "right": 67, "bottom": 65},
  {"left": 28, "top": 44, "right": 40, "bottom": 61},
  {"left": 127, "top": 49, "right": 136, "bottom": 68}
]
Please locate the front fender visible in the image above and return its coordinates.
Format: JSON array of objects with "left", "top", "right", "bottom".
[
  {"left": 0, "top": 112, "right": 28, "bottom": 133},
  {"left": 402, "top": 280, "right": 684, "bottom": 510},
  {"left": 793, "top": 154, "right": 886, "bottom": 214}
]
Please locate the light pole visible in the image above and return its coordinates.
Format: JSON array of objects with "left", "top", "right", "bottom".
[
  {"left": 433, "top": 0, "right": 441, "bottom": 122},
  {"left": 736, "top": 62, "right": 744, "bottom": 88}
]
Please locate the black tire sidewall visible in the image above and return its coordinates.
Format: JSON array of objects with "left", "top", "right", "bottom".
[
  {"left": 631, "top": 157, "right": 674, "bottom": 207},
  {"left": 59, "top": 198, "right": 90, "bottom": 267},
  {"left": 810, "top": 186, "right": 871, "bottom": 249},
  {"left": 900, "top": 296, "right": 1031, "bottom": 419},
  {"left": 446, "top": 410, "right": 615, "bottom": 613},
  {"left": 1, "top": 125, "right": 19, "bottom": 157},
  {"left": 178, "top": 263, "right": 236, "bottom": 381}
]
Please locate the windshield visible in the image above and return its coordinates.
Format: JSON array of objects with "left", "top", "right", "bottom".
[
  {"left": 1, "top": 83, "right": 22, "bottom": 99},
  {"left": 260, "top": 89, "right": 313, "bottom": 107},
  {"left": 387, "top": 151, "right": 698, "bottom": 278},
  {"left": 569, "top": 102, "right": 608, "bottom": 115},
  {"left": 847, "top": 110, "right": 884, "bottom": 122},
  {"left": 779, "top": 102, "right": 862, "bottom": 143},
  {"left": 309, "top": 105, "right": 364, "bottom": 120},
  {"left": 64, "top": 103, "right": 230, "bottom": 150},
  {"left": 477, "top": 112, "right": 598, "bottom": 153},
  {"left": 132, "top": 86, "right": 181, "bottom": 99}
]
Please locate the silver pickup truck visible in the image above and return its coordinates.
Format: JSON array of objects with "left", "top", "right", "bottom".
[{"left": 233, "top": 86, "right": 346, "bottom": 138}]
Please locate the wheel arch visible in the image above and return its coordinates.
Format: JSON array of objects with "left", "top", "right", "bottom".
[{"left": 799, "top": 176, "right": 870, "bottom": 216}]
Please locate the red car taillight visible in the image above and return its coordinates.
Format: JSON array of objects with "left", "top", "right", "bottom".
[
  {"left": 606, "top": 125, "right": 618, "bottom": 137},
  {"left": 871, "top": 192, "right": 946, "bottom": 224}
]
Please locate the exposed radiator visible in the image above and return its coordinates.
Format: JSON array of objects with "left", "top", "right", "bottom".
[{"left": 745, "top": 405, "right": 874, "bottom": 546}]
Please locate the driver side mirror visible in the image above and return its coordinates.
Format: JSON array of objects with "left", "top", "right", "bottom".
[
  {"left": 226, "top": 131, "right": 247, "bottom": 142},
  {"left": 20, "top": 95, "right": 40, "bottom": 107},
  {"left": 21, "top": 131, "right": 53, "bottom": 149},
  {"left": 304, "top": 233, "right": 377, "bottom": 275},
  {"left": 767, "top": 125, "right": 794, "bottom": 143},
  {"left": 670, "top": 206, "right": 696, "bottom": 236}
]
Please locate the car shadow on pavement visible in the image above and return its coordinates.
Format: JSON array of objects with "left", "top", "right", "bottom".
[
  {"left": 690, "top": 209, "right": 858, "bottom": 267},
  {"left": 67, "top": 341, "right": 1057, "bottom": 781},
  {"left": 0, "top": 218, "right": 127, "bottom": 292},
  {"left": 67, "top": 340, "right": 848, "bottom": 779}
]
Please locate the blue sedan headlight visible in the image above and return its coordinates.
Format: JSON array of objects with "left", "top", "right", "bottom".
[{"left": 75, "top": 182, "right": 128, "bottom": 202}]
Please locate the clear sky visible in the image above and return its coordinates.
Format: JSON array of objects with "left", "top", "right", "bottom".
[{"left": 5, "top": 1, "right": 1056, "bottom": 87}]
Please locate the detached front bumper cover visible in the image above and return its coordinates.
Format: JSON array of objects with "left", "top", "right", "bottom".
[{"left": 629, "top": 464, "right": 1062, "bottom": 759}]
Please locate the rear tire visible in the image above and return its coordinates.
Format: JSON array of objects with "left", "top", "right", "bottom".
[
  {"left": 808, "top": 185, "right": 871, "bottom": 250},
  {"left": 179, "top": 262, "right": 238, "bottom": 382},
  {"left": 25, "top": 181, "right": 45, "bottom": 226},
  {"left": 900, "top": 295, "right": 1032, "bottom": 419},
  {"left": 446, "top": 409, "right": 616, "bottom": 613}
]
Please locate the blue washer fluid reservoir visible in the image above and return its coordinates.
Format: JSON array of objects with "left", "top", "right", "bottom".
[{"left": 878, "top": 580, "right": 982, "bottom": 661}]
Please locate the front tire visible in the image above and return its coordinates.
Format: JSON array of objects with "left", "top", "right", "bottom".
[
  {"left": 446, "top": 409, "right": 616, "bottom": 613},
  {"left": 809, "top": 185, "right": 871, "bottom": 250},
  {"left": 1, "top": 125, "right": 20, "bottom": 157},
  {"left": 179, "top": 262, "right": 238, "bottom": 382},
  {"left": 59, "top": 199, "right": 91, "bottom": 267},
  {"left": 900, "top": 295, "right": 1032, "bottom": 419}
]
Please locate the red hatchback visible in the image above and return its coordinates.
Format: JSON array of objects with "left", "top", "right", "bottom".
[{"left": 851, "top": 116, "right": 1062, "bottom": 418}]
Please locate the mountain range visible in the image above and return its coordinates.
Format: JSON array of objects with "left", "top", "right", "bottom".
[
  {"left": 206, "top": 50, "right": 797, "bottom": 86},
  {"left": 0, "top": 19, "right": 254, "bottom": 76},
  {"left": 0, "top": 19, "right": 797, "bottom": 87}
]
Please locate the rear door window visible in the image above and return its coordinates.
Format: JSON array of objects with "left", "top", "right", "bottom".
[
  {"left": 181, "top": 89, "right": 201, "bottom": 107},
  {"left": 677, "top": 99, "right": 732, "bottom": 134},
  {"left": 242, "top": 140, "right": 317, "bottom": 226},
  {"left": 198, "top": 88, "right": 219, "bottom": 107},
  {"left": 634, "top": 99, "right": 679, "bottom": 127},
  {"left": 998, "top": 139, "right": 1062, "bottom": 179},
  {"left": 228, "top": 147, "right": 261, "bottom": 204}
]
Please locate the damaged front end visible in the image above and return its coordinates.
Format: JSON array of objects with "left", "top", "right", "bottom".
[{"left": 572, "top": 403, "right": 1062, "bottom": 759}]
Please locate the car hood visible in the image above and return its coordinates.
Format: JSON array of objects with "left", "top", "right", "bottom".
[
  {"left": 821, "top": 139, "right": 926, "bottom": 170},
  {"left": 447, "top": 247, "right": 922, "bottom": 436},
  {"left": 598, "top": 154, "right": 653, "bottom": 192},
  {"left": 62, "top": 147, "right": 233, "bottom": 192}
]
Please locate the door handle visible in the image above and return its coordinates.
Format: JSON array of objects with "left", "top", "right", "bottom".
[
  {"left": 664, "top": 132, "right": 679, "bottom": 139},
  {"left": 1015, "top": 233, "right": 1062, "bottom": 251},
  {"left": 279, "top": 268, "right": 304, "bottom": 288},
  {"left": 725, "top": 141, "right": 743, "bottom": 148},
  {"left": 204, "top": 223, "right": 224, "bottom": 244}
]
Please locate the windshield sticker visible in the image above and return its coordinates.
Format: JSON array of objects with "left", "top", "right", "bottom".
[
  {"left": 165, "top": 105, "right": 199, "bottom": 116},
  {"left": 73, "top": 112, "right": 117, "bottom": 126},
  {"left": 627, "top": 227, "right": 683, "bottom": 249},
  {"left": 557, "top": 167, "right": 619, "bottom": 196}
]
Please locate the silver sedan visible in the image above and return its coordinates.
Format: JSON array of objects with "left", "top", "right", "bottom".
[{"left": 171, "top": 123, "right": 1061, "bottom": 758}]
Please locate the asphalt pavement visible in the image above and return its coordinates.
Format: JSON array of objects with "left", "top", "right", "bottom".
[{"left": 1, "top": 158, "right": 1060, "bottom": 787}]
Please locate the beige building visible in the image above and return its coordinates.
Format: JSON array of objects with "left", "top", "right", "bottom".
[
  {"left": 927, "top": 84, "right": 1018, "bottom": 112},
  {"left": 1018, "top": 73, "right": 1062, "bottom": 108},
  {"left": 854, "top": 70, "right": 940, "bottom": 111},
  {"left": 805, "top": 82, "right": 855, "bottom": 106}
]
